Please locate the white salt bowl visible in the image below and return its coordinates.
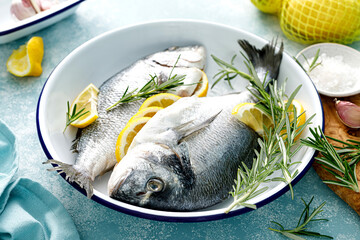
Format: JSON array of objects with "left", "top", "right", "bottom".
[{"left": 296, "top": 43, "right": 360, "bottom": 97}]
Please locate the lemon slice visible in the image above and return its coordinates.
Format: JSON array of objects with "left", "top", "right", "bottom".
[
  {"left": 129, "top": 106, "right": 164, "bottom": 121},
  {"left": 282, "top": 99, "right": 306, "bottom": 141},
  {"left": 232, "top": 103, "right": 274, "bottom": 137},
  {"left": 192, "top": 71, "right": 209, "bottom": 97},
  {"left": 115, "top": 117, "right": 151, "bottom": 162},
  {"left": 6, "top": 36, "right": 44, "bottom": 77},
  {"left": 139, "top": 93, "right": 181, "bottom": 110},
  {"left": 70, "top": 83, "right": 99, "bottom": 128}
]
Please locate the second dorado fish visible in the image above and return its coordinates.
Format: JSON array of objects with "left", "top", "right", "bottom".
[{"left": 108, "top": 40, "right": 284, "bottom": 211}]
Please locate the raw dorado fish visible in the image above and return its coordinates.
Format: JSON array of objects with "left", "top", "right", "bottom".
[
  {"left": 45, "top": 46, "right": 206, "bottom": 198},
  {"left": 108, "top": 40, "right": 284, "bottom": 211}
]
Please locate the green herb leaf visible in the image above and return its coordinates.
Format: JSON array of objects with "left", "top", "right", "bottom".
[
  {"left": 294, "top": 49, "right": 322, "bottom": 74},
  {"left": 64, "top": 101, "right": 89, "bottom": 132},
  {"left": 269, "top": 197, "right": 333, "bottom": 239},
  {"left": 212, "top": 49, "right": 314, "bottom": 212},
  {"left": 106, "top": 55, "right": 191, "bottom": 111},
  {"left": 301, "top": 127, "right": 360, "bottom": 192}
]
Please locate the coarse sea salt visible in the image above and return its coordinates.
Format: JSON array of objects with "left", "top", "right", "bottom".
[{"left": 305, "top": 53, "right": 360, "bottom": 94}]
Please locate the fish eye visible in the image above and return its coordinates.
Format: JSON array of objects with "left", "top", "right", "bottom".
[{"left": 146, "top": 178, "right": 164, "bottom": 192}]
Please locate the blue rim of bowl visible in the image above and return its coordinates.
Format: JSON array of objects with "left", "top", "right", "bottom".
[
  {"left": 0, "top": 0, "right": 84, "bottom": 36},
  {"left": 35, "top": 19, "right": 324, "bottom": 222}
]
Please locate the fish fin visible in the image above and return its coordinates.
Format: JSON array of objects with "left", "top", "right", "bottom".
[
  {"left": 43, "top": 159, "right": 93, "bottom": 198},
  {"left": 176, "top": 142, "right": 195, "bottom": 189},
  {"left": 174, "top": 110, "right": 222, "bottom": 142},
  {"left": 70, "top": 128, "right": 83, "bottom": 153},
  {"left": 238, "top": 39, "right": 283, "bottom": 86}
]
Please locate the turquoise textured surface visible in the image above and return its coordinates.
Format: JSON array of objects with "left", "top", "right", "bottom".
[
  {"left": 0, "top": 0, "right": 360, "bottom": 239},
  {"left": 0, "top": 120, "right": 80, "bottom": 239}
]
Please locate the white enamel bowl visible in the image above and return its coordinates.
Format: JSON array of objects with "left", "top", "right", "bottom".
[
  {"left": 37, "top": 20, "right": 324, "bottom": 222},
  {"left": 0, "top": 0, "right": 84, "bottom": 44},
  {"left": 296, "top": 43, "right": 360, "bottom": 97}
]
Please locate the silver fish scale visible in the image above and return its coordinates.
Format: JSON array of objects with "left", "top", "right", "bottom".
[
  {"left": 112, "top": 92, "right": 259, "bottom": 210},
  {"left": 73, "top": 46, "right": 206, "bottom": 182},
  {"left": 164, "top": 94, "right": 259, "bottom": 209}
]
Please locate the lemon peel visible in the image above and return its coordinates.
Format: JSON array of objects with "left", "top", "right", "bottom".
[
  {"left": 129, "top": 107, "right": 164, "bottom": 122},
  {"left": 115, "top": 117, "right": 151, "bottom": 162},
  {"left": 192, "top": 71, "right": 209, "bottom": 97},
  {"left": 251, "top": 0, "right": 282, "bottom": 14},
  {"left": 139, "top": 93, "right": 181, "bottom": 110}
]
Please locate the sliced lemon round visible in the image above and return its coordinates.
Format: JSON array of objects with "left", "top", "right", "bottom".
[
  {"left": 232, "top": 102, "right": 274, "bottom": 137},
  {"left": 282, "top": 99, "right": 306, "bottom": 141},
  {"left": 139, "top": 93, "right": 181, "bottom": 111},
  {"left": 115, "top": 117, "right": 151, "bottom": 162},
  {"left": 69, "top": 83, "right": 99, "bottom": 128},
  {"left": 129, "top": 106, "right": 164, "bottom": 121},
  {"left": 6, "top": 36, "right": 44, "bottom": 77},
  {"left": 192, "top": 71, "right": 209, "bottom": 97}
]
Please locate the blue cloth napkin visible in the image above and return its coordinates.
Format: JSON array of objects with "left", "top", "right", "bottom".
[{"left": 0, "top": 120, "right": 80, "bottom": 240}]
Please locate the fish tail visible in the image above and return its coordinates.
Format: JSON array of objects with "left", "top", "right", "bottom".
[
  {"left": 238, "top": 39, "right": 283, "bottom": 88},
  {"left": 43, "top": 159, "right": 93, "bottom": 198}
]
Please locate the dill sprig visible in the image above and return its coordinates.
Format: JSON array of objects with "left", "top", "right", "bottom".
[
  {"left": 64, "top": 101, "right": 89, "bottom": 132},
  {"left": 106, "top": 56, "right": 187, "bottom": 111},
  {"left": 294, "top": 49, "right": 322, "bottom": 74},
  {"left": 211, "top": 53, "right": 314, "bottom": 213},
  {"left": 269, "top": 197, "right": 333, "bottom": 240},
  {"left": 301, "top": 127, "right": 360, "bottom": 192}
]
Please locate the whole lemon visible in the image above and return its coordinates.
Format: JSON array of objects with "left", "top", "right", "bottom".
[{"left": 251, "top": 0, "right": 282, "bottom": 14}]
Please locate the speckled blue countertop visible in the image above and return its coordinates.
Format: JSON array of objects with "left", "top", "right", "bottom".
[{"left": 1, "top": 0, "right": 360, "bottom": 239}]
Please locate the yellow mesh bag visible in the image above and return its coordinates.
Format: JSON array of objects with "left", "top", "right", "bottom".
[{"left": 279, "top": 0, "right": 360, "bottom": 44}]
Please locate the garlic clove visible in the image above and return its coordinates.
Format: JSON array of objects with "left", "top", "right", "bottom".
[
  {"left": 30, "top": 0, "right": 41, "bottom": 13},
  {"left": 10, "top": 0, "right": 37, "bottom": 20},
  {"left": 37, "top": 0, "right": 54, "bottom": 11},
  {"left": 335, "top": 99, "right": 360, "bottom": 129}
]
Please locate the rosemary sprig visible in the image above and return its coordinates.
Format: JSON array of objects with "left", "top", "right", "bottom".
[
  {"left": 269, "top": 197, "right": 333, "bottom": 240},
  {"left": 326, "top": 136, "right": 360, "bottom": 166},
  {"left": 106, "top": 56, "right": 188, "bottom": 111},
  {"left": 294, "top": 49, "right": 322, "bottom": 74},
  {"left": 64, "top": 101, "right": 89, "bottom": 132},
  {"left": 301, "top": 127, "right": 360, "bottom": 192},
  {"left": 212, "top": 54, "right": 314, "bottom": 213}
]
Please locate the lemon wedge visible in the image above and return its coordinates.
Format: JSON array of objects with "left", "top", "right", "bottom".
[
  {"left": 139, "top": 93, "right": 181, "bottom": 110},
  {"left": 115, "top": 117, "right": 151, "bottom": 162},
  {"left": 232, "top": 103, "right": 274, "bottom": 137},
  {"left": 129, "top": 106, "right": 164, "bottom": 121},
  {"left": 192, "top": 71, "right": 209, "bottom": 97},
  {"left": 69, "top": 83, "right": 99, "bottom": 128},
  {"left": 6, "top": 36, "right": 44, "bottom": 77}
]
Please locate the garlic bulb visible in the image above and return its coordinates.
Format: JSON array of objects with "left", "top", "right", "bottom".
[
  {"left": 10, "top": 0, "right": 37, "bottom": 20},
  {"left": 335, "top": 99, "right": 360, "bottom": 128}
]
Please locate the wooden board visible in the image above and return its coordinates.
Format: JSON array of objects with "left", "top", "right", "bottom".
[{"left": 312, "top": 94, "right": 360, "bottom": 215}]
